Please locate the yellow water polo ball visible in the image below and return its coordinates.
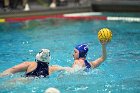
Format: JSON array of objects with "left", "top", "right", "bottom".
[{"left": 98, "top": 28, "right": 112, "bottom": 42}]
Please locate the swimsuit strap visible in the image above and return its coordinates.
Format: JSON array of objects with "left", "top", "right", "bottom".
[{"left": 84, "top": 60, "right": 91, "bottom": 69}]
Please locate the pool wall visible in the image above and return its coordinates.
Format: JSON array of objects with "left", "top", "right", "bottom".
[
  {"left": 91, "top": 0, "right": 140, "bottom": 12},
  {"left": 0, "top": 6, "right": 92, "bottom": 18}
]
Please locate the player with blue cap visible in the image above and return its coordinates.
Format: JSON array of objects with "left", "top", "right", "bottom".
[
  {"left": 73, "top": 44, "right": 91, "bottom": 70},
  {"left": 72, "top": 41, "right": 108, "bottom": 71}
]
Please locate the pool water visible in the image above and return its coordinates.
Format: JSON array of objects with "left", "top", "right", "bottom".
[{"left": 0, "top": 15, "right": 140, "bottom": 93}]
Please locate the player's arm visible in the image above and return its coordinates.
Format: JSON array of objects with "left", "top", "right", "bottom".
[
  {"left": 90, "top": 42, "right": 107, "bottom": 68},
  {"left": 0, "top": 62, "right": 30, "bottom": 77},
  {"left": 49, "top": 65, "right": 72, "bottom": 74}
]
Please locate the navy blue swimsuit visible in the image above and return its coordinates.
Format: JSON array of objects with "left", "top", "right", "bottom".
[
  {"left": 25, "top": 61, "right": 49, "bottom": 77},
  {"left": 84, "top": 60, "right": 91, "bottom": 71}
]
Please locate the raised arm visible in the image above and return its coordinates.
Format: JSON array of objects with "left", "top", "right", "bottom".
[
  {"left": 0, "top": 62, "right": 30, "bottom": 77},
  {"left": 90, "top": 42, "right": 107, "bottom": 68}
]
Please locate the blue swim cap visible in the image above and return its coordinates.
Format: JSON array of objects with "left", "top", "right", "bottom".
[{"left": 75, "top": 44, "right": 88, "bottom": 58}]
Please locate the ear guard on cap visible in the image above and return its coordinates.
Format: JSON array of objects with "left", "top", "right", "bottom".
[{"left": 36, "top": 49, "right": 51, "bottom": 63}]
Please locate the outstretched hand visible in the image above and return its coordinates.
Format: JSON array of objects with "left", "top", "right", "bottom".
[
  {"left": 100, "top": 39, "right": 109, "bottom": 45},
  {"left": 0, "top": 73, "right": 10, "bottom": 78}
]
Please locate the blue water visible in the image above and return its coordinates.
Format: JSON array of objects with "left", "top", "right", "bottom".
[{"left": 0, "top": 16, "right": 140, "bottom": 93}]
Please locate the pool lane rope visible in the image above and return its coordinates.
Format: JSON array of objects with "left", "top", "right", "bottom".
[
  {"left": 0, "top": 12, "right": 140, "bottom": 23},
  {"left": 107, "top": 16, "right": 140, "bottom": 22},
  {"left": 63, "top": 12, "right": 140, "bottom": 22}
]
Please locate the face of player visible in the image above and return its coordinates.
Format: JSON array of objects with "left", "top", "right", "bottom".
[{"left": 73, "top": 49, "right": 79, "bottom": 60}]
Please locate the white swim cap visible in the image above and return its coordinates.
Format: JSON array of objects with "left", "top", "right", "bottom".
[
  {"left": 36, "top": 49, "right": 51, "bottom": 63},
  {"left": 45, "top": 87, "right": 60, "bottom": 93}
]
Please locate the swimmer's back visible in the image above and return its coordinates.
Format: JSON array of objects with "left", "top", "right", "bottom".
[{"left": 25, "top": 61, "right": 49, "bottom": 77}]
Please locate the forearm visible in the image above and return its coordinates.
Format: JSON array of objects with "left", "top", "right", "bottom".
[
  {"left": 50, "top": 65, "right": 74, "bottom": 74},
  {"left": 101, "top": 44, "right": 107, "bottom": 61},
  {"left": 0, "top": 67, "right": 17, "bottom": 77},
  {"left": 57, "top": 66, "right": 73, "bottom": 72},
  {"left": 0, "top": 69, "right": 13, "bottom": 77},
  {"left": 1, "top": 66, "right": 26, "bottom": 77},
  {"left": 3, "top": 67, "right": 20, "bottom": 74},
  {"left": 0, "top": 62, "right": 29, "bottom": 77},
  {"left": 96, "top": 44, "right": 107, "bottom": 65}
]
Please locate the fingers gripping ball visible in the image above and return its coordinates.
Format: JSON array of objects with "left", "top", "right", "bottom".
[{"left": 98, "top": 28, "right": 112, "bottom": 42}]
